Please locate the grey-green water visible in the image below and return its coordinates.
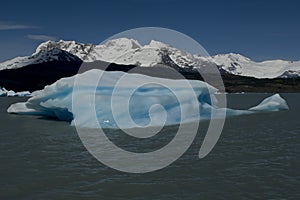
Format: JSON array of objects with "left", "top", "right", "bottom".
[{"left": 0, "top": 94, "right": 299, "bottom": 199}]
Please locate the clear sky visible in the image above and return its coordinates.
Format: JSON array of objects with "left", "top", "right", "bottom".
[{"left": 0, "top": 0, "right": 299, "bottom": 62}]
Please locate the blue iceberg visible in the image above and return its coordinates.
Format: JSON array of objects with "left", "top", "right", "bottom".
[{"left": 7, "top": 69, "right": 288, "bottom": 129}]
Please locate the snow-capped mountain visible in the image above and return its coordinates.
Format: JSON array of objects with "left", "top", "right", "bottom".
[
  {"left": 35, "top": 40, "right": 95, "bottom": 62},
  {"left": 209, "top": 53, "right": 300, "bottom": 79},
  {"left": 0, "top": 48, "right": 81, "bottom": 70},
  {"left": 34, "top": 38, "right": 144, "bottom": 63},
  {"left": 0, "top": 38, "right": 209, "bottom": 72},
  {"left": 33, "top": 38, "right": 205, "bottom": 68},
  {"left": 0, "top": 38, "right": 299, "bottom": 79},
  {"left": 0, "top": 47, "right": 82, "bottom": 92}
]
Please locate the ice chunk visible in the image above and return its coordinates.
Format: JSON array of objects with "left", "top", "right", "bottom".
[
  {"left": 0, "top": 87, "right": 31, "bottom": 97},
  {"left": 0, "top": 88, "right": 6, "bottom": 97},
  {"left": 7, "top": 102, "right": 41, "bottom": 114},
  {"left": 249, "top": 94, "right": 289, "bottom": 111},
  {"left": 7, "top": 69, "right": 289, "bottom": 129}
]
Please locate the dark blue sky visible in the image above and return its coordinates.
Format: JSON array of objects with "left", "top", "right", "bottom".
[{"left": 0, "top": 0, "right": 299, "bottom": 62}]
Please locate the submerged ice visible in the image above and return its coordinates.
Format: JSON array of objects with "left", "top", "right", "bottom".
[{"left": 7, "top": 69, "right": 289, "bottom": 129}]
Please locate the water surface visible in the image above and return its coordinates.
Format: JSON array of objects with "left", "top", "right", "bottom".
[{"left": 0, "top": 94, "right": 299, "bottom": 199}]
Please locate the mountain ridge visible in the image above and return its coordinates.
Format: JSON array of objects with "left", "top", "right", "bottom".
[{"left": 0, "top": 38, "right": 300, "bottom": 79}]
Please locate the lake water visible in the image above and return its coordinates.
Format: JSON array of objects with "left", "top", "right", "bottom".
[{"left": 0, "top": 94, "right": 299, "bottom": 199}]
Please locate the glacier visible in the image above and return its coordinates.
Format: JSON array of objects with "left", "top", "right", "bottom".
[{"left": 7, "top": 69, "right": 288, "bottom": 129}]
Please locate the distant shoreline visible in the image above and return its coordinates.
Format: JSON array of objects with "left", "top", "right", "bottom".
[{"left": 0, "top": 62, "right": 299, "bottom": 93}]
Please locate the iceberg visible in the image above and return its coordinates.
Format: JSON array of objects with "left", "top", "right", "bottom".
[
  {"left": 7, "top": 69, "right": 288, "bottom": 129},
  {"left": 249, "top": 93, "right": 289, "bottom": 111},
  {"left": 0, "top": 87, "right": 31, "bottom": 97}
]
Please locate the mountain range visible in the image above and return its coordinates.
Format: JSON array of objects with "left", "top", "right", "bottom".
[
  {"left": 0, "top": 38, "right": 299, "bottom": 92},
  {"left": 2, "top": 38, "right": 300, "bottom": 79}
]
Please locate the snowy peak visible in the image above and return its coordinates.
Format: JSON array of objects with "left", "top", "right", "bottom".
[
  {"left": 102, "top": 38, "right": 142, "bottom": 49},
  {"left": 35, "top": 40, "right": 94, "bottom": 53},
  {"left": 208, "top": 53, "right": 300, "bottom": 79},
  {"left": 89, "top": 38, "right": 196, "bottom": 67},
  {"left": 212, "top": 53, "right": 251, "bottom": 64},
  {"left": 147, "top": 40, "right": 170, "bottom": 48},
  {"left": 35, "top": 40, "right": 95, "bottom": 62},
  {"left": 92, "top": 38, "right": 145, "bottom": 64},
  {"left": 34, "top": 38, "right": 144, "bottom": 63},
  {"left": 31, "top": 48, "right": 81, "bottom": 62},
  {"left": 0, "top": 48, "right": 80, "bottom": 70},
  {"left": 208, "top": 53, "right": 249, "bottom": 75}
]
